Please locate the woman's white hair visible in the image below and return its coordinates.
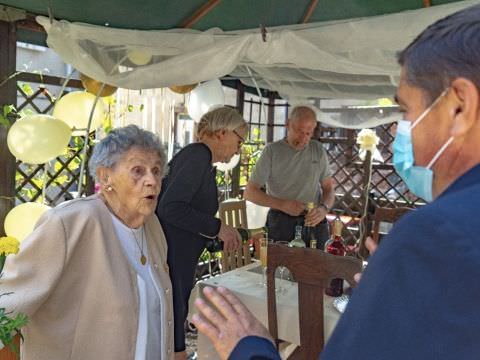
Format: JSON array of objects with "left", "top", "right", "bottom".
[
  {"left": 196, "top": 106, "right": 247, "bottom": 139},
  {"left": 88, "top": 124, "right": 166, "bottom": 180}
]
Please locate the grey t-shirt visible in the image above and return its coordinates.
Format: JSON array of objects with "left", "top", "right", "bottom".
[{"left": 250, "top": 139, "right": 331, "bottom": 204}]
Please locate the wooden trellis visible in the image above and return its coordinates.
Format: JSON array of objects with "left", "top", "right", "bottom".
[{"left": 13, "top": 73, "right": 95, "bottom": 205}]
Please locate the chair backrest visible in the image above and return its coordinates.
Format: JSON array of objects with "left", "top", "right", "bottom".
[
  {"left": 218, "top": 199, "right": 248, "bottom": 228},
  {"left": 218, "top": 200, "right": 251, "bottom": 272},
  {"left": 371, "top": 206, "right": 412, "bottom": 244},
  {"left": 266, "top": 244, "right": 362, "bottom": 359}
]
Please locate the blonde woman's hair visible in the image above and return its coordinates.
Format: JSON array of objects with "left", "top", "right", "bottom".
[{"left": 196, "top": 106, "right": 247, "bottom": 139}]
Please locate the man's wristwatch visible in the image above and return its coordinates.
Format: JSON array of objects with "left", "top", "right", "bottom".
[{"left": 319, "top": 202, "right": 330, "bottom": 212}]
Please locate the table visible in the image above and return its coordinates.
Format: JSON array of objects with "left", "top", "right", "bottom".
[{"left": 188, "top": 262, "right": 342, "bottom": 359}]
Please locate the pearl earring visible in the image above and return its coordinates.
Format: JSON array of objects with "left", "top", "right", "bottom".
[{"left": 106, "top": 185, "right": 113, "bottom": 192}]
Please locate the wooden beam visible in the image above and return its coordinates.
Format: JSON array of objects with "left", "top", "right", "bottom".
[
  {"left": 180, "top": 0, "right": 222, "bottom": 28},
  {"left": 423, "top": 0, "right": 432, "bottom": 7},
  {"left": 17, "top": 72, "right": 82, "bottom": 88},
  {"left": 16, "top": 14, "right": 45, "bottom": 33},
  {"left": 0, "top": 20, "right": 17, "bottom": 236},
  {"left": 301, "top": 0, "right": 320, "bottom": 24}
]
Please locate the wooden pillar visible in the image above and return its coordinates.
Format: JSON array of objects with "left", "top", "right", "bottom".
[
  {"left": 0, "top": 20, "right": 17, "bottom": 236},
  {"left": 231, "top": 80, "right": 244, "bottom": 198},
  {"left": 266, "top": 91, "right": 275, "bottom": 143}
]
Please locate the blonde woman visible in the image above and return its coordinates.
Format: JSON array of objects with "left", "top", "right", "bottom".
[{"left": 157, "top": 106, "right": 247, "bottom": 359}]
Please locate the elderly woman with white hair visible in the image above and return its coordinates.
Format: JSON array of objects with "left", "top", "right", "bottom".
[
  {"left": 0, "top": 125, "right": 174, "bottom": 360},
  {"left": 157, "top": 106, "right": 248, "bottom": 359}
]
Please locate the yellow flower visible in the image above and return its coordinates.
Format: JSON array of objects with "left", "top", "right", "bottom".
[
  {"left": 0, "top": 236, "right": 20, "bottom": 256},
  {"left": 356, "top": 129, "right": 380, "bottom": 152}
]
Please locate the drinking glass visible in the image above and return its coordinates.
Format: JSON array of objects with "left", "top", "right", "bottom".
[{"left": 276, "top": 241, "right": 290, "bottom": 294}]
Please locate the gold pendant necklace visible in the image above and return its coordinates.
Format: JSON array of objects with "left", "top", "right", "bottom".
[
  {"left": 101, "top": 196, "right": 148, "bottom": 266},
  {"left": 131, "top": 227, "right": 147, "bottom": 266}
]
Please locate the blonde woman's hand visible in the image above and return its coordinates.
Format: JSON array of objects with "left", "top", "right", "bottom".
[{"left": 217, "top": 222, "right": 241, "bottom": 252}]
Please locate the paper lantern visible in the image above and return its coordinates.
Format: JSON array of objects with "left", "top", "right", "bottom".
[
  {"left": 80, "top": 73, "right": 117, "bottom": 97},
  {"left": 127, "top": 50, "right": 153, "bottom": 66},
  {"left": 169, "top": 83, "right": 198, "bottom": 94},
  {"left": 7, "top": 114, "right": 72, "bottom": 164},
  {"left": 4, "top": 202, "right": 51, "bottom": 242},
  {"left": 187, "top": 79, "right": 225, "bottom": 122},
  {"left": 53, "top": 91, "right": 106, "bottom": 135},
  {"left": 246, "top": 200, "right": 269, "bottom": 229},
  {"left": 214, "top": 154, "right": 240, "bottom": 172}
]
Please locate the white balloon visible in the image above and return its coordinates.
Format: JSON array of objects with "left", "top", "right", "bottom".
[
  {"left": 187, "top": 79, "right": 225, "bottom": 122},
  {"left": 214, "top": 154, "right": 240, "bottom": 172},
  {"left": 4, "top": 202, "right": 51, "bottom": 242},
  {"left": 246, "top": 200, "right": 269, "bottom": 229},
  {"left": 53, "top": 91, "right": 106, "bottom": 135},
  {"left": 7, "top": 114, "right": 72, "bottom": 164}
]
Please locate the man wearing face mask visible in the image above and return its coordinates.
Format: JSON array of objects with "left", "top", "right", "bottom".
[
  {"left": 190, "top": 4, "right": 480, "bottom": 360},
  {"left": 244, "top": 105, "right": 335, "bottom": 248}
]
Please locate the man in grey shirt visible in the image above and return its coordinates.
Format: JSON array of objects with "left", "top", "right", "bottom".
[{"left": 244, "top": 105, "right": 335, "bottom": 247}]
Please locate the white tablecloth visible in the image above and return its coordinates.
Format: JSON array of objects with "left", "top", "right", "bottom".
[{"left": 188, "top": 261, "right": 341, "bottom": 359}]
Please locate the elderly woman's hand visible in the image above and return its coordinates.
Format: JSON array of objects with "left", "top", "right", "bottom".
[{"left": 218, "top": 222, "right": 241, "bottom": 252}]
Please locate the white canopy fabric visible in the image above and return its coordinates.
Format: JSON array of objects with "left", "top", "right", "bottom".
[{"left": 37, "top": 0, "right": 477, "bottom": 128}]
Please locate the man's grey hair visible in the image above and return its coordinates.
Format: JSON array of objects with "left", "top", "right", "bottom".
[
  {"left": 88, "top": 124, "right": 166, "bottom": 179},
  {"left": 197, "top": 106, "right": 247, "bottom": 139},
  {"left": 288, "top": 105, "right": 317, "bottom": 124},
  {"left": 397, "top": 4, "right": 480, "bottom": 104}
]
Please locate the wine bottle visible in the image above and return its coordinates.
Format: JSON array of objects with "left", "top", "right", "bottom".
[
  {"left": 304, "top": 202, "right": 318, "bottom": 249},
  {"left": 324, "top": 219, "right": 346, "bottom": 297},
  {"left": 289, "top": 225, "right": 306, "bottom": 248}
]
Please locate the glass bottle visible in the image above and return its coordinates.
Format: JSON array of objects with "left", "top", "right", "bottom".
[
  {"left": 236, "top": 226, "right": 268, "bottom": 242},
  {"left": 324, "top": 219, "right": 346, "bottom": 297},
  {"left": 304, "top": 202, "right": 318, "bottom": 249},
  {"left": 289, "top": 225, "right": 306, "bottom": 248}
]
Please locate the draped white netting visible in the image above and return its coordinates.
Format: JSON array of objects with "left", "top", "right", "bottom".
[{"left": 37, "top": 0, "right": 476, "bottom": 128}]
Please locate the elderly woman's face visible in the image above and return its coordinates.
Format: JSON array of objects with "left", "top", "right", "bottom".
[
  {"left": 217, "top": 126, "right": 247, "bottom": 163},
  {"left": 103, "top": 147, "right": 163, "bottom": 221}
]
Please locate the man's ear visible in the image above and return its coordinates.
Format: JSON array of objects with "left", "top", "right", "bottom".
[
  {"left": 215, "top": 129, "right": 227, "bottom": 140},
  {"left": 450, "top": 78, "right": 480, "bottom": 137}
]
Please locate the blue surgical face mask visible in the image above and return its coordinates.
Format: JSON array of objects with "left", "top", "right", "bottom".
[{"left": 393, "top": 89, "right": 453, "bottom": 202}]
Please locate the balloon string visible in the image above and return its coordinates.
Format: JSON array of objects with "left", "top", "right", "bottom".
[
  {"left": 75, "top": 54, "right": 129, "bottom": 198},
  {"left": 76, "top": 83, "right": 105, "bottom": 198},
  {"left": 245, "top": 66, "right": 268, "bottom": 127},
  {"left": 52, "top": 68, "right": 76, "bottom": 114}
]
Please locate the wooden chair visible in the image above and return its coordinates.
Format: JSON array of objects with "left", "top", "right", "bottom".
[
  {"left": 218, "top": 200, "right": 251, "bottom": 272},
  {"left": 266, "top": 244, "right": 362, "bottom": 359},
  {"left": 371, "top": 206, "right": 413, "bottom": 244}
]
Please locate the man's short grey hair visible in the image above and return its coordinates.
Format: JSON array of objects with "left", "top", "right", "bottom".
[
  {"left": 397, "top": 4, "right": 480, "bottom": 104},
  {"left": 197, "top": 106, "right": 247, "bottom": 139},
  {"left": 288, "top": 105, "right": 317, "bottom": 124},
  {"left": 88, "top": 124, "right": 166, "bottom": 179}
]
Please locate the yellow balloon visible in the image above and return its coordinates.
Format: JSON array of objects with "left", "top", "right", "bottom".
[
  {"left": 7, "top": 114, "right": 72, "bottom": 164},
  {"left": 127, "top": 50, "right": 153, "bottom": 66},
  {"left": 53, "top": 91, "right": 106, "bottom": 135},
  {"left": 169, "top": 83, "right": 198, "bottom": 94},
  {"left": 4, "top": 202, "right": 51, "bottom": 242},
  {"left": 80, "top": 73, "right": 118, "bottom": 97}
]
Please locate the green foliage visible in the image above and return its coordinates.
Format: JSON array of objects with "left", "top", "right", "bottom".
[
  {"left": 0, "top": 104, "right": 16, "bottom": 128},
  {"left": 19, "top": 82, "right": 33, "bottom": 96},
  {"left": 0, "top": 306, "right": 28, "bottom": 352}
]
